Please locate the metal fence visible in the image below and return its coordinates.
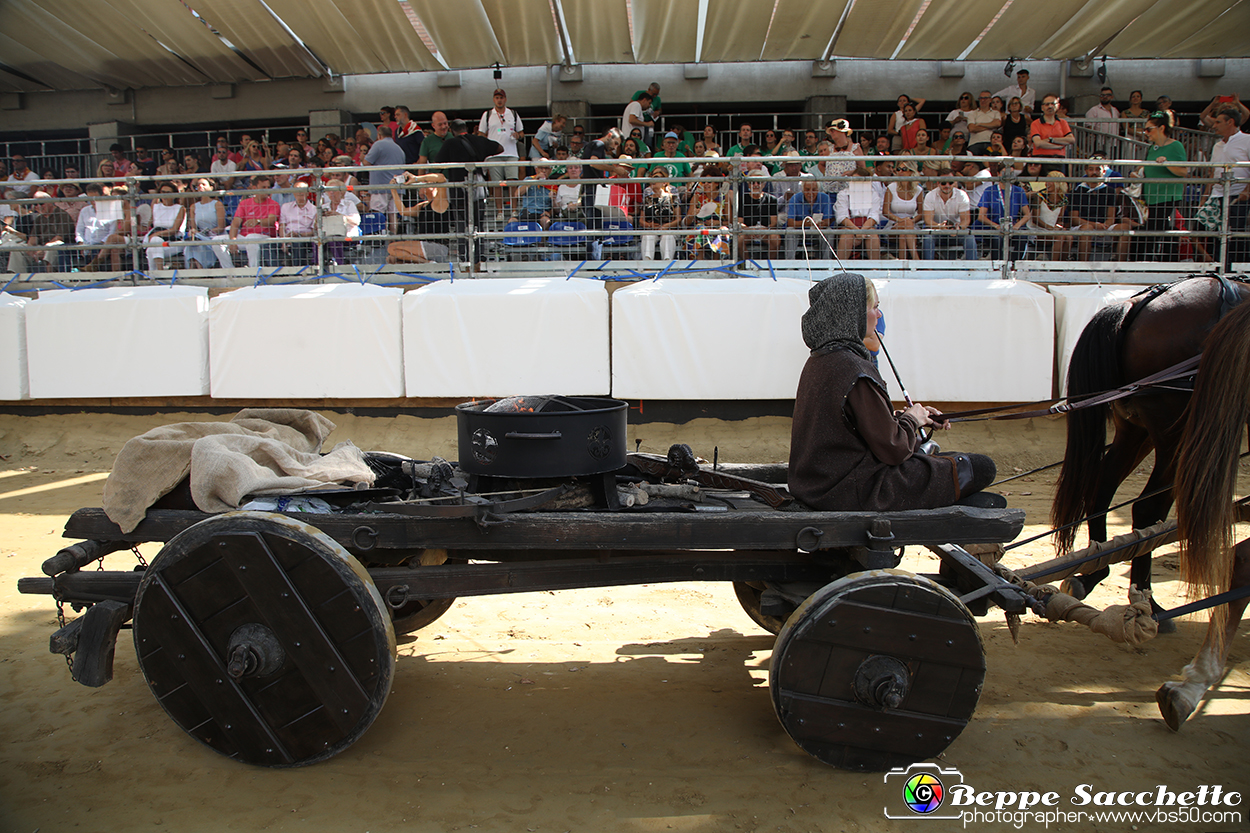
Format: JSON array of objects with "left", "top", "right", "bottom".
[{"left": 3, "top": 153, "right": 1247, "bottom": 287}]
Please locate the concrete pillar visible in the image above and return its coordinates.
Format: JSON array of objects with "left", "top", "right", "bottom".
[
  {"left": 804, "top": 96, "right": 848, "bottom": 132},
  {"left": 551, "top": 100, "right": 590, "bottom": 134},
  {"left": 309, "top": 109, "right": 355, "bottom": 143}
]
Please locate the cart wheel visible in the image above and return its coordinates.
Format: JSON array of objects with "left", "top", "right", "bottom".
[
  {"left": 732, "top": 581, "right": 785, "bottom": 635},
  {"left": 132, "top": 512, "right": 396, "bottom": 767},
  {"left": 384, "top": 552, "right": 467, "bottom": 635},
  {"left": 769, "top": 571, "right": 984, "bottom": 772}
]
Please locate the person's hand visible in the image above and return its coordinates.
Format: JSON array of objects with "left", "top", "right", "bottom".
[{"left": 903, "top": 403, "right": 938, "bottom": 427}]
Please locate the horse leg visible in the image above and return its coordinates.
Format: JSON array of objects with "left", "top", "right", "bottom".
[
  {"left": 1061, "top": 418, "right": 1152, "bottom": 600},
  {"left": 1128, "top": 431, "right": 1182, "bottom": 631},
  {"left": 1156, "top": 538, "right": 1250, "bottom": 730}
]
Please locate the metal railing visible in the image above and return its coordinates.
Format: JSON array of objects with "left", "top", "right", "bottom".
[{"left": 3, "top": 154, "right": 1247, "bottom": 287}]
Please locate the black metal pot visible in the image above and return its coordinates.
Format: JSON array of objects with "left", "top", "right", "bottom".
[{"left": 455, "top": 395, "right": 628, "bottom": 478}]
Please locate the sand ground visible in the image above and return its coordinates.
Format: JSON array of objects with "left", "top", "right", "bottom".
[{"left": 0, "top": 411, "right": 1246, "bottom": 833}]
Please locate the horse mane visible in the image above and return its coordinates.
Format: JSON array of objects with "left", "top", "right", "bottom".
[
  {"left": 1175, "top": 300, "right": 1250, "bottom": 638},
  {"left": 1052, "top": 302, "right": 1129, "bottom": 555}
]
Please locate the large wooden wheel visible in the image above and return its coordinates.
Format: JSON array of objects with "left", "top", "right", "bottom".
[
  {"left": 132, "top": 512, "right": 396, "bottom": 767},
  {"left": 381, "top": 551, "right": 466, "bottom": 635},
  {"left": 732, "top": 581, "right": 786, "bottom": 635},
  {"left": 770, "top": 571, "right": 985, "bottom": 772}
]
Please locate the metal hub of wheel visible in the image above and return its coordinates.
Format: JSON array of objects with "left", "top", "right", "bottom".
[
  {"left": 132, "top": 512, "right": 396, "bottom": 767},
  {"left": 769, "top": 571, "right": 985, "bottom": 772}
]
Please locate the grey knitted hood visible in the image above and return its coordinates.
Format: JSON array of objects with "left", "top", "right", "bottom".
[{"left": 801, "top": 272, "right": 870, "bottom": 359}]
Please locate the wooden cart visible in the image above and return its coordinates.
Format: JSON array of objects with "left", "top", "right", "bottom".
[{"left": 18, "top": 458, "right": 1030, "bottom": 773}]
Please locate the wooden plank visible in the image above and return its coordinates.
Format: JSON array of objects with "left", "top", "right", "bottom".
[
  {"left": 778, "top": 691, "right": 968, "bottom": 760},
  {"left": 64, "top": 506, "right": 1026, "bottom": 552}
]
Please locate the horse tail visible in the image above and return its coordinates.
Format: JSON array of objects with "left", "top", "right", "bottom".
[
  {"left": 1175, "top": 301, "right": 1250, "bottom": 641},
  {"left": 1051, "top": 303, "right": 1129, "bottom": 555}
]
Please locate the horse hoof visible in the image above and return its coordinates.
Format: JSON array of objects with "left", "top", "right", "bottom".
[
  {"left": 1156, "top": 616, "right": 1178, "bottom": 635},
  {"left": 1155, "top": 682, "right": 1194, "bottom": 732},
  {"left": 1060, "top": 577, "right": 1088, "bottom": 600}
]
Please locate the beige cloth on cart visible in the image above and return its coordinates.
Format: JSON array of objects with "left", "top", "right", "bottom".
[{"left": 102, "top": 409, "right": 375, "bottom": 533}]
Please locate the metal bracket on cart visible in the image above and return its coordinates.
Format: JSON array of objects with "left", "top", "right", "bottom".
[{"left": 929, "top": 543, "right": 1046, "bottom": 616}]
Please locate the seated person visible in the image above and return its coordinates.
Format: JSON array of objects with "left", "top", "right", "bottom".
[
  {"left": 834, "top": 174, "right": 883, "bottom": 259},
  {"left": 920, "top": 173, "right": 976, "bottom": 260},
  {"left": 739, "top": 169, "right": 780, "bottom": 258},
  {"left": 512, "top": 162, "right": 555, "bottom": 227},
  {"left": 386, "top": 172, "right": 452, "bottom": 264},
  {"left": 788, "top": 273, "right": 997, "bottom": 511},
  {"left": 785, "top": 179, "right": 834, "bottom": 259}
]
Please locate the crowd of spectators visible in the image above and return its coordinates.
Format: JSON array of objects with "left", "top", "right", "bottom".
[{"left": 2, "top": 80, "right": 1248, "bottom": 271}]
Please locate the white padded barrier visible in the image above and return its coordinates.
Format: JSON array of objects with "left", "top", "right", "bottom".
[
  {"left": 403, "top": 277, "right": 610, "bottom": 397},
  {"left": 0, "top": 293, "right": 29, "bottom": 400},
  {"left": 210, "top": 284, "right": 404, "bottom": 398},
  {"left": 25, "top": 286, "right": 209, "bottom": 399},
  {"left": 1049, "top": 284, "right": 1146, "bottom": 396},
  {"left": 612, "top": 278, "right": 812, "bottom": 400},
  {"left": 874, "top": 279, "right": 1055, "bottom": 403}
]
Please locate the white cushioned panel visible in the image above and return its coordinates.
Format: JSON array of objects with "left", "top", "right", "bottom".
[
  {"left": 612, "top": 278, "right": 812, "bottom": 400},
  {"left": 0, "top": 293, "right": 29, "bottom": 400},
  {"left": 210, "top": 284, "right": 403, "bottom": 398},
  {"left": 26, "top": 286, "right": 209, "bottom": 399},
  {"left": 1049, "top": 284, "right": 1147, "bottom": 397},
  {"left": 874, "top": 279, "right": 1054, "bottom": 402},
  {"left": 403, "top": 277, "right": 609, "bottom": 397}
]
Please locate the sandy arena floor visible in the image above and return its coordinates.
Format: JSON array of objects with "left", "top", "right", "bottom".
[{"left": 0, "top": 411, "right": 1246, "bottom": 833}]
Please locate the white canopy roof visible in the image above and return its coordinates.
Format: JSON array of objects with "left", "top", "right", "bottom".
[{"left": 0, "top": 0, "right": 1246, "bottom": 93}]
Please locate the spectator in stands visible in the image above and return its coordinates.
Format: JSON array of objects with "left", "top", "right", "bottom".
[
  {"left": 182, "top": 153, "right": 203, "bottom": 177},
  {"left": 774, "top": 150, "right": 808, "bottom": 234},
  {"left": 238, "top": 140, "right": 271, "bottom": 188},
  {"left": 529, "top": 113, "right": 566, "bottom": 161},
  {"left": 823, "top": 119, "right": 864, "bottom": 185},
  {"left": 294, "top": 129, "right": 313, "bottom": 158},
  {"left": 184, "top": 177, "right": 231, "bottom": 269},
  {"left": 727, "top": 123, "right": 754, "bottom": 158},
  {"left": 386, "top": 172, "right": 452, "bottom": 264},
  {"left": 986, "top": 130, "right": 1008, "bottom": 157},
  {"left": 648, "top": 131, "right": 691, "bottom": 190},
  {"left": 883, "top": 161, "right": 923, "bottom": 260},
  {"left": 1029, "top": 172, "right": 1071, "bottom": 260},
  {"left": 921, "top": 172, "right": 976, "bottom": 260},
  {"left": 898, "top": 102, "right": 926, "bottom": 152},
  {"left": 622, "top": 91, "right": 655, "bottom": 139},
  {"left": 53, "top": 182, "right": 86, "bottom": 224},
  {"left": 967, "top": 91, "right": 1002, "bottom": 153},
  {"left": 286, "top": 146, "right": 309, "bottom": 171},
  {"left": 638, "top": 170, "right": 680, "bottom": 261},
  {"left": 364, "top": 123, "right": 405, "bottom": 217},
  {"left": 701, "top": 125, "right": 721, "bottom": 155},
  {"left": 1001, "top": 97, "right": 1030, "bottom": 152},
  {"left": 911, "top": 128, "right": 941, "bottom": 176},
  {"left": 479, "top": 89, "right": 525, "bottom": 215},
  {"left": 510, "top": 163, "right": 555, "bottom": 228},
  {"left": 7, "top": 154, "right": 39, "bottom": 196},
  {"left": 1085, "top": 87, "right": 1121, "bottom": 154},
  {"left": 417, "top": 111, "right": 450, "bottom": 165},
  {"left": 887, "top": 94, "right": 924, "bottom": 151},
  {"left": 1137, "top": 110, "right": 1188, "bottom": 261},
  {"left": 273, "top": 180, "right": 316, "bottom": 267},
  {"left": 995, "top": 68, "right": 1036, "bottom": 115},
  {"left": 155, "top": 150, "right": 180, "bottom": 179},
  {"left": 108, "top": 144, "right": 133, "bottom": 179},
  {"left": 1122, "top": 90, "right": 1149, "bottom": 138},
  {"left": 1069, "top": 157, "right": 1119, "bottom": 260},
  {"left": 211, "top": 145, "right": 238, "bottom": 176},
  {"left": 378, "top": 106, "right": 397, "bottom": 137},
  {"left": 626, "top": 128, "right": 651, "bottom": 158},
  {"left": 739, "top": 169, "right": 780, "bottom": 259},
  {"left": 834, "top": 167, "right": 882, "bottom": 260},
  {"left": 95, "top": 158, "right": 123, "bottom": 188},
  {"left": 977, "top": 162, "right": 1032, "bottom": 260},
  {"left": 142, "top": 184, "right": 187, "bottom": 271},
  {"left": 787, "top": 178, "right": 834, "bottom": 259},
  {"left": 568, "top": 134, "right": 586, "bottom": 157},
  {"left": 74, "top": 182, "right": 122, "bottom": 271},
  {"left": 1195, "top": 106, "right": 1250, "bottom": 269},
  {"left": 9, "top": 190, "right": 73, "bottom": 272},
  {"left": 620, "top": 138, "right": 646, "bottom": 164},
  {"left": 1030, "top": 94, "right": 1074, "bottom": 172},
  {"left": 1199, "top": 94, "right": 1250, "bottom": 131},
  {"left": 319, "top": 179, "right": 361, "bottom": 264},
  {"left": 631, "top": 83, "right": 662, "bottom": 147},
  {"left": 683, "top": 171, "right": 731, "bottom": 259},
  {"left": 228, "top": 173, "right": 280, "bottom": 267},
  {"left": 947, "top": 92, "right": 975, "bottom": 141}
]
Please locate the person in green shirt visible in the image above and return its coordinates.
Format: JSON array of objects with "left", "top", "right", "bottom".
[
  {"left": 727, "top": 123, "right": 754, "bottom": 158},
  {"left": 1139, "top": 111, "right": 1188, "bottom": 261},
  {"left": 631, "top": 83, "right": 662, "bottom": 147},
  {"left": 649, "top": 131, "right": 692, "bottom": 193}
]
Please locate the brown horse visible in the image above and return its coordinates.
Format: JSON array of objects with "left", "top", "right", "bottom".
[
  {"left": 1051, "top": 275, "right": 1250, "bottom": 623},
  {"left": 1157, "top": 298, "right": 1250, "bottom": 728}
]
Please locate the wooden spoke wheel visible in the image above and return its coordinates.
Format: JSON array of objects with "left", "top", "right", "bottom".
[
  {"left": 732, "top": 581, "right": 786, "bottom": 635},
  {"left": 769, "top": 571, "right": 985, "bottom": 772},
  {"left": 132, "top": 512, "right": 396, "bottom": 767}
]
